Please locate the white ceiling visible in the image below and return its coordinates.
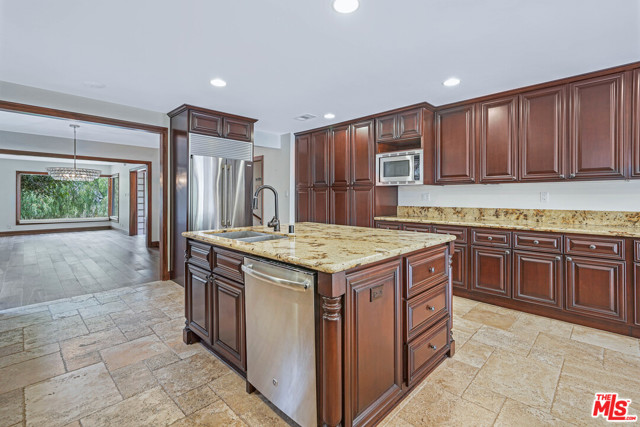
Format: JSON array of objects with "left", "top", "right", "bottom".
[
  {"left": 1, "top": 0, "right": 638, "bottom": 134},
  {"left": 0, "top": 111, "right": 160, "bottom": 148}
]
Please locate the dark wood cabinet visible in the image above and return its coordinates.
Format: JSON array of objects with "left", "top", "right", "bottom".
[
  {"left": 450, "top": 244, "right": 468, "bottom": 290},
  {"left": 470, "top": 246, "right": 511, "bottom": 298},
  {"left": 435, "top": 105, "right": 476, "bottom": 184},
  {"left": 312, "top": 130, "right": 330, "bottom": 186},
  {"left": 513, "top": 251, "right": 562, "bottom": 309},
  {"left": 331, "top": 187, "right": 350, "bottom": 226},
  {"left": 330, "top": 125, "right": 350, "bottom": 187},
  {"left": 634, "top": 262, "right": 640, "bottom": 326},
  {"left": 375, "top": 221, "right": 402, "bottom": 230},
  {"left": 311, "top": 186, "right": 330, "bottom": 224},
  {"left": 212, "top": 276, "right": 245, "bottom": 370},
  {"left": 519, "top": 86, "right": 566, "bottom": 181},
  {"left": 188, "top": 110, "right": 255, "bottom": 142},
  {"left": 223, "top": 117, "right": 252, "bottom": 142},
  {"left": 478, "top": 96, "right": 519, "bottom": 183},
  {"left": 375, "top": 108, "right": 422, "bottom": 142},
  {"left": 402, "top": 223, "right": 432, "bottom": 233},
  {"left": 565, "top": 256, "right": 626, "bottom": 322},
  {"left": 295, "top": 187, "right": 311, "bottom": 222},
  {"left": 568, "top": 73, "right": 626, "bottom": 179},
  {"left": 190, "top": 111, "right": 223, "bottom": 137},
  {"left": 633, "top": 69, "right": 640, "bottom": 178},
  {"left": 350, "top": 120, "right": 375, "bottom": 186},
  {"left": 295, "top": 134, "right": 312, "bottom": 188},
  {"left": 185, "top": 264, "right": 212, "bottom": 343},
  {"left": 350, "top": 186, "right": 374, "bottom": 228},
  {"left": 344, "top": 260, "right": 403, "bottom": 426}
]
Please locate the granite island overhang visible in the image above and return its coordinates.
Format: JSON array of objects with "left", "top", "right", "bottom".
[{"left": 182, "top": 223, "right": 456, "bottom": 427}]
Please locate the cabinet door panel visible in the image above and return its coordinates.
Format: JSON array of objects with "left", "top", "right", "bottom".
[
  {"left": 185, "top": 264, "right": 212, "bottom": 343},
  {"left": 345, "top": 260, "right": 403, "bottom": 424},
  {"left": 331, "top": 187, "right": 350, "bottom": 226},
  {"left": 436, "top": 105, "right": 476, "bottom": 184},
  {"left": 190, "top": 111, "right": 222, "bottom": 137},
  {"left": 213, "top": 276, "right": 245, "bottom": 370},
  {"left": 330, "top": 125, "right": 350, "bottom": 187},
  {"left": 311, "top": 130, "right": 330, "bottom": 186},
  {"left": 295, "top": 188, "right": 311, "bottom": 222},
  {"left": 569, "top": 73, "right": 626, "bottom": 179},
  {"left": 635, "top": 263, "right": 639, "bottom": 326},
  {"left": 376, "top": 114, "right": 397, "bottom": 143},
  {"left": 311, "top": 187, "right": 329, "bottom": 224},
  {"left": 451, "top": 244, "right": 468, "bottom": 290},
  {"left": 513, "top": 251, "right": 562, "bottom": 308},
  {"left": 470, "top": 246, "right": 511, "bottom": 297},
  {"left": 223, "top": 118, "right": 252, "bottom": 142},
  {"left": 633, "top": 69, "right": 640, "bottom": 177},
  {"left": 351, "top": 121, "right": 375, "bottom": 186},
  {"left": 397, "top": 108, "right": 423, "bottom": 140},
  {"left": 295, "top": 134, "right": 312, "bottom": 187},
  {"left": 520, "top": 86, "right": 566, "bottom": 181},
  {"left": 565, "top": 256, "right": 625, "bottom": 322},
  {"left": 479, "top": 96, "right": 518, "bottom": 183},
  {"left": 350, "top": 186, "right": 374, "bottom": 228}
]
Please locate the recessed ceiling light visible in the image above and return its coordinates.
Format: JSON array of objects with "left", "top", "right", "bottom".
[
  {"left": 324, "top": 113, "right": 336, "bottom": 119},
  {"left": 333, "top": 0, "right": 359, "bottom": 14},
  {"left": 443, "top": 77, "right": 461, "bottom": 87},
  {"left": 210, "top": 78, "right": 227, "bottom": 87}
]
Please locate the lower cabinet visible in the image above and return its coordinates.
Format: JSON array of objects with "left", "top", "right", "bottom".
[
  {"left": 450, "top": 244, "right": 468, "bottom": 290},
  {"left": 185, "top": 264, "right": 213, "bottom": 343},
  {"left": 402, "top": 223, "right": 432, "bottom": 233},
  {"left": 565, "top": 256, "right": 626, "bottom": 322},
  {"left": 635, "top": 263, "right": 640, "bottom": 326},
  {"left": 513, "top": 251, "right": 562, "bottom": 309},
  {"left": 470, "top": 246, "right": 511, "bottom": 298},
  {"left": 212, "top": 276, "right": 246, "bottom": 371},
  {"left": 344, "top": 260, "right": 403, "bottom": 426},
  {"left": 375, "top": 221, "right": 402, "bottom": 230}
]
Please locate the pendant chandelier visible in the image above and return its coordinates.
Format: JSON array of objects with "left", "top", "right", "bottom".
[{"left": 47, "top": 124, "right": 101, "bottom": 181}]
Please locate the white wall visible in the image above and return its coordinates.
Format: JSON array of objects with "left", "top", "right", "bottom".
[
  {"left": 254, "top": 133, "right": 293, "bottom": 224},
  {"left": 0, "top": 130, "right": 161, "bottom": 240},
  {"left": 398, "top": 180, "right": 640, "bottom": 211},
  {"left": 0, "top": 158, "right": 116, "bottom": 232}
]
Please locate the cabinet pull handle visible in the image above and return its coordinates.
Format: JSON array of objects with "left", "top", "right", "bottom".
[
  {"left": 569, "top": 173, "right": 576, "bottom": 178},
  {"left": 429, "top": 344, "right": 437, "bottom": 350},
  {"left": 559, "top": 174, "right": 565, "bottom": 179},
  {"left": 487, "top": 236, "right": 493, "bottom": 241},
  {"left": 566, "top": 257, "right": 572, "bottom": 261},
  {"left": 428, "top": 267, "right": 435, "bottom": 273},
  {"left": 589, "top": 244, "right": 596, "bottom": 249},
  {"left": 505, "top": 250, "right": 510, "bottom": 255},
  {"left": 426, "top": 305, "right": 435, "bottom": 311},
  {"left": 533, "top": 240, "right": 539, "bottom": 245},
  {"left": 555, "top": 256, "right": 561, "bottom": 261},
  {"left": 184, "top": 249, "right": 189, "bottom": 261}
]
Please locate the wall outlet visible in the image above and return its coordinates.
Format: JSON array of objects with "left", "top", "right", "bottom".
[
  {"left": 540, "top": 192, "right": 550, "bottom": 203},
  {"left": 421, "top": 192, "right": 431, "bottom": 202}
]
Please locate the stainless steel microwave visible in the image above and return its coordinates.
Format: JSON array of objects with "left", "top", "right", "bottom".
[{"left": 376, "top": 149, "right": 423, "bottom": 185}]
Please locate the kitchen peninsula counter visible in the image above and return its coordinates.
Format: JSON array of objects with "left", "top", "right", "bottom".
[{"left": 182, "top": 223, "right": 456, "bottom": 427}]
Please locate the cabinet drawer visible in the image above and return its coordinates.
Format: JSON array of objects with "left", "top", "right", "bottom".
[
  {"left": 406, "top": 282, "right": 448, "bottom": 341},
  {"left": 471, "top": 228, "right": 511, "bottom": 248},
  {"left": 213, "top": 248, "right": 244, "bottom": 284},
  {"left": 190, "top": 111, "right": 222, "bottom": 137},
  {"left": 186, "top": 240, "right": 214, "bottom": 270},
  {"left": 375, "top": 221, "right": 402, "bottom": 230},
  {"left": 565, "top": 235, "right": 625, "bottom": 260},
  {"left": 402, "top": 223, "right": 432, "bottom": 233},
  {"left": 432, "top": 225, "right": 468, "bottom": 244},
  {"left": 405, "top": 246, "right": 448, "bottom": 298},
  {"left": 513, "top": 232, "right": 562, "bottom": 254},
  {"left": 407, "top": 318, "right": 449, "bottom": 386}
]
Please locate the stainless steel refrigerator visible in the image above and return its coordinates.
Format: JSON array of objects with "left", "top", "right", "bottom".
[{"left": 188, "top": 133, "right": 253, "bottom": 231}]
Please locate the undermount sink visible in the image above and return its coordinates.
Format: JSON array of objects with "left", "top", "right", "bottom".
[{"left": 209, "top": 230, "right": 288, "bottom": 243}]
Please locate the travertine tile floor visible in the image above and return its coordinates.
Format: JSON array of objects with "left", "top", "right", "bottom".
[{"left": 0, "top": 280, "right": 638, "bottom": 427}]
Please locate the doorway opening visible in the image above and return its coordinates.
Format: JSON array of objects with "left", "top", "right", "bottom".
[
  {"left": 252, "top": 155, "right": 264, "bottom": 225},
  {"left": 129, "top": 166, "right": 148, "bottom": 237}
]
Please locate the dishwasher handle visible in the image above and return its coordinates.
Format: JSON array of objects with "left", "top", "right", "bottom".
[{"left": 242, "top": 264, "right": 311, "bottom": 291}]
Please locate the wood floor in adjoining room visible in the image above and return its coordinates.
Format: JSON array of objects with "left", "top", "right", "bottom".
[
  {"left": 0, "top": 230, "right": 159, "bottom": 310},
  {"left": 0, "top": 283, "right": 638, "bottom": 427}
]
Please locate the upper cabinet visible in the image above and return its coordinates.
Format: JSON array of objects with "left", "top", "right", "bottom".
[
  {"left": 350, "top": 120, "right": 375, "bottom": 186},
  {"left": 311, "top": 130, "right": 330, "bottom": 186},
  {"left": 189, "top": 110, "right": 254, "bottom": 142},
  {"left": 376, "top": 108, "right": 423, "bottom": 143},
  {"left": 435, "top": 105, "right": 476, "bottom": 184},
  {"left": 633, "top": 69, "right": 640, "bottom": 178},
  {"left": 568, "top": 73, "right": 627, "bottom": 179},
  {"left": 519, "top": 86, "right": 567, "bottom": 181},
  {"left": 330, "top": 125, "right": 351, "bottom": 187},
  {"left": 295, "top": 134, "right": 312, "bottom": 187},
  {"left": 478, "top": 96, "right": 519, "bottom": 183}
]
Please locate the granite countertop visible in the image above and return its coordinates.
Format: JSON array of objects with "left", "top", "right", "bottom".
[
  {"left": 183, "top": 223, "right": 455, "bottom": 274},
  {"left": 374, "top": 216, "right": 640, "bottom": 238}
]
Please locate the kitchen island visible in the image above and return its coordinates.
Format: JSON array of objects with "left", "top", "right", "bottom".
[{"left": 182, "top": 223, "right": 456, "bottom": 427}]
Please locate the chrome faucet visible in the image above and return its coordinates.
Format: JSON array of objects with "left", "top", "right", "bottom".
[{"left": 252, "top": 185, "right": 280, "bottom": 232}]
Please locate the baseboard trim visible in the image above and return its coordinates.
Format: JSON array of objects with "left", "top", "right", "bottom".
[
  {"left": 150, "top": 241, "right": 160, "bottom": 248},
  {"left": 0, "top": 225, "right": 112, "bottom": 237}
]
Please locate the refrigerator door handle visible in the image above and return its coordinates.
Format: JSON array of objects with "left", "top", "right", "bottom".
[
  {"left": 226, "top": 164, "right": 232, "bottom": 227},
  {"left": 221, "top": 162, "right": 227, "bottom": 227}
]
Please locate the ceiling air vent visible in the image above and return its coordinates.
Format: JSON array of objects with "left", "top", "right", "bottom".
[{"left": 294, "top": 113, "right": 317, "bottom": 121}]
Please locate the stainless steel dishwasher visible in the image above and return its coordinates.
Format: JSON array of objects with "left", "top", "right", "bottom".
[{"left": 242, "top": 257, "right": 317, "bottom": 427}]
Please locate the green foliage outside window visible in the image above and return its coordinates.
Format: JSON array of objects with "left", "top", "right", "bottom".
[{"left": 20, "top": 174, "right": 109, "bottom": 220}]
